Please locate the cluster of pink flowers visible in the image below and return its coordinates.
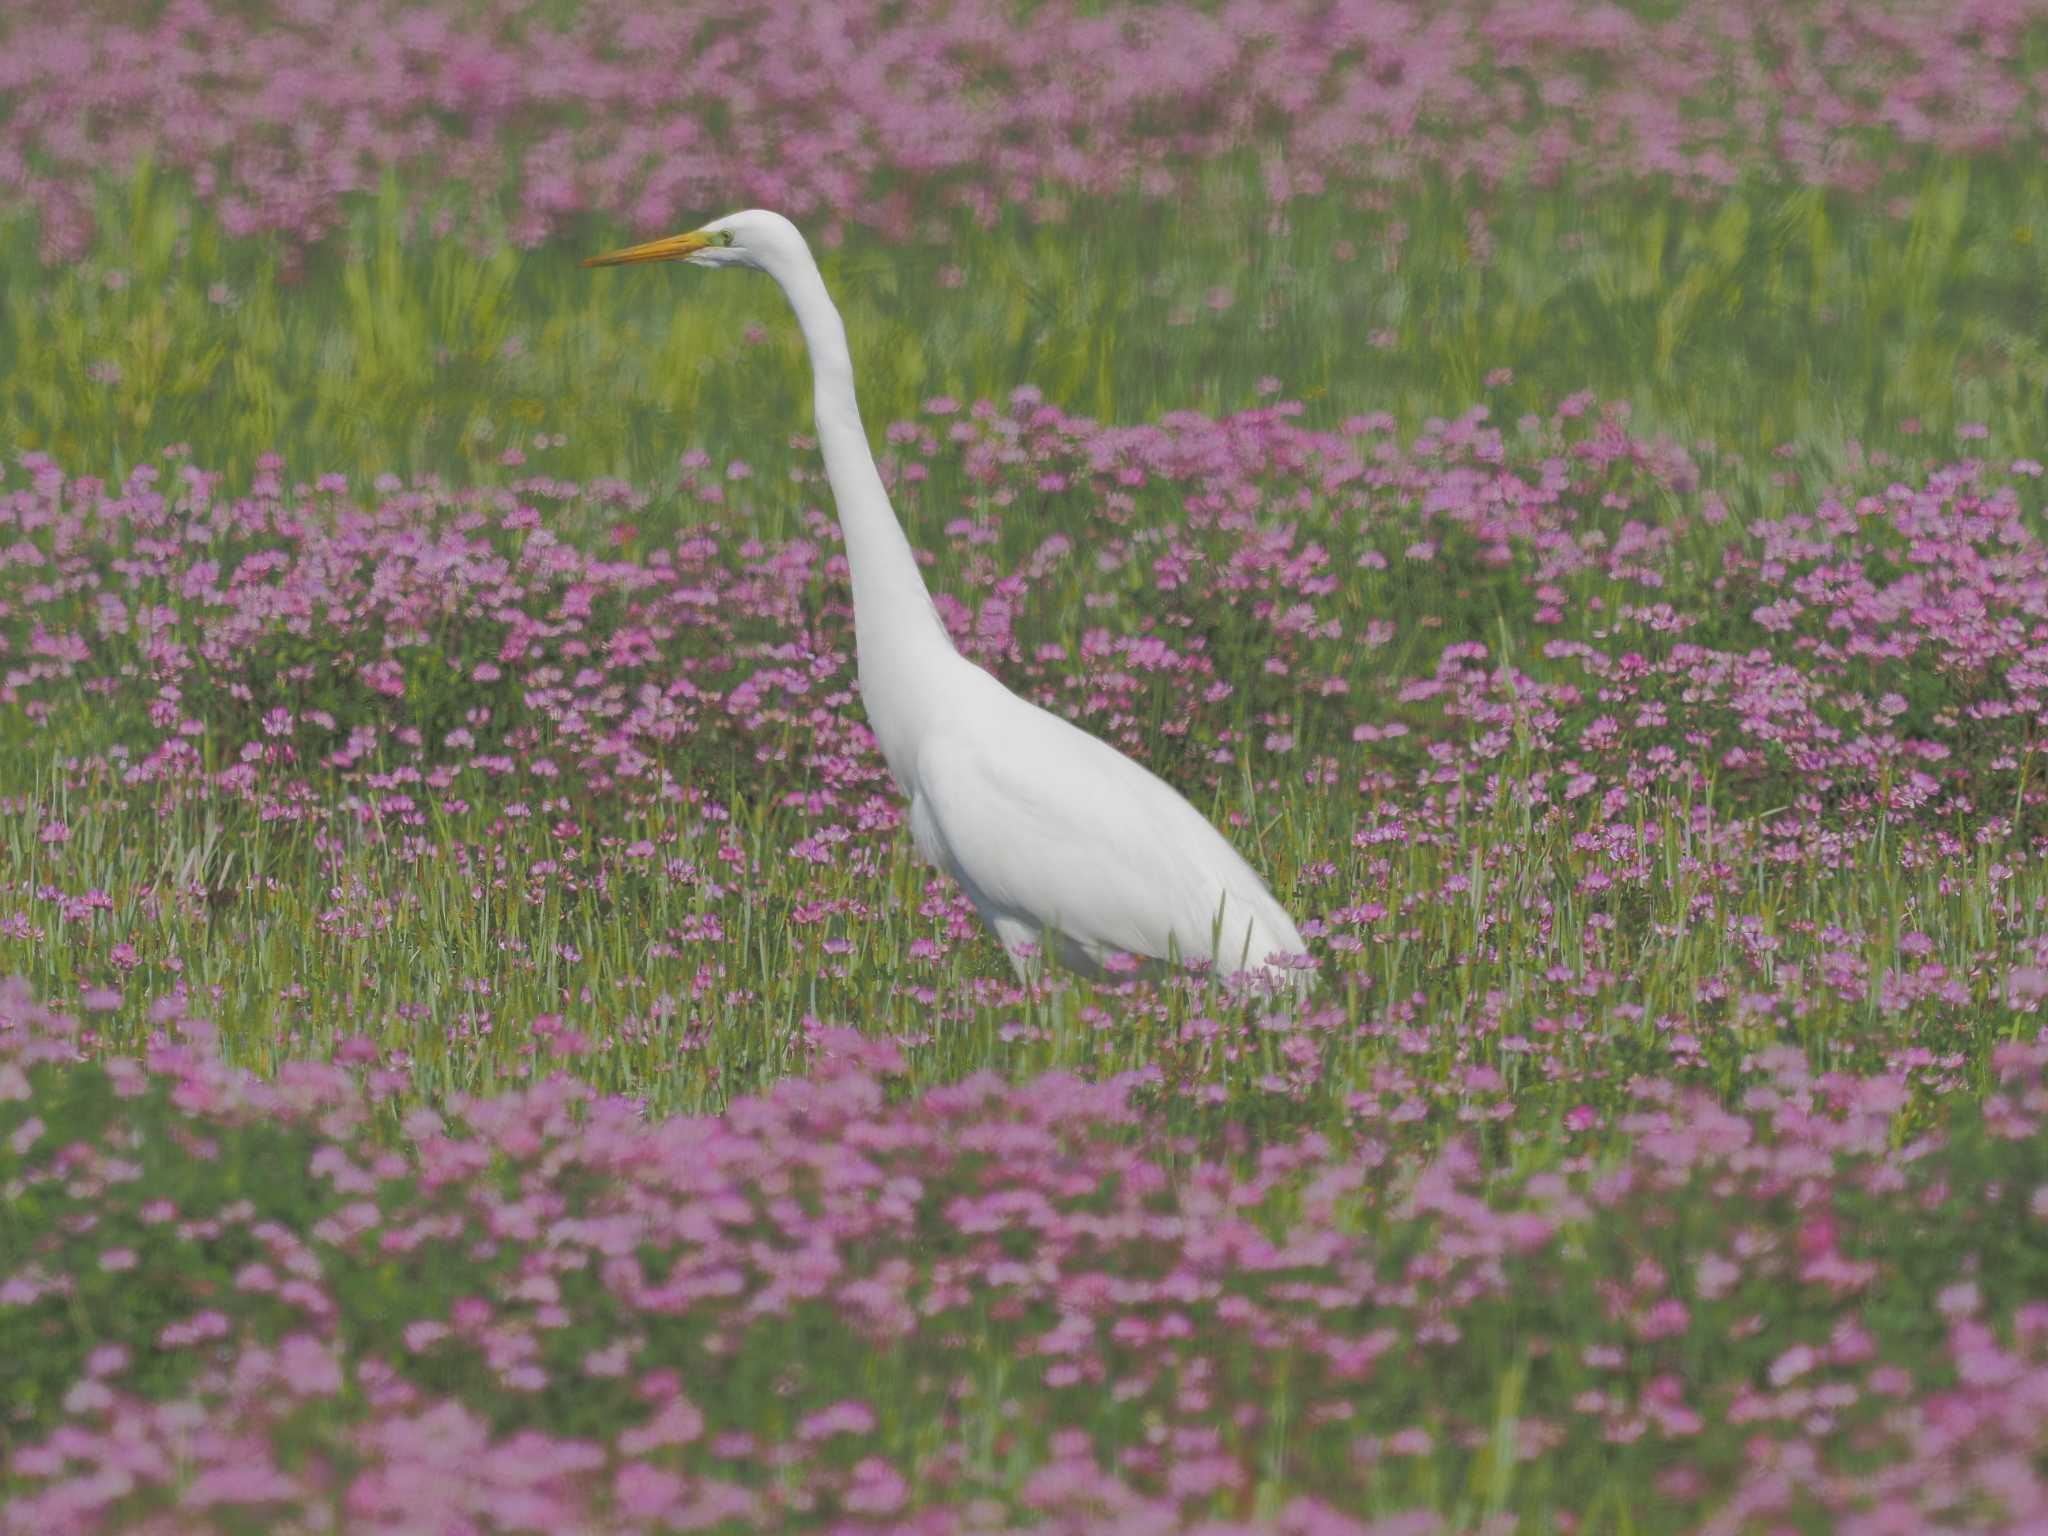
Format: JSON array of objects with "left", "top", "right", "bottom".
[
  {"left": 3, "top": 395, "right": 2046, "bottom": 1094},
  {"left": 7, "top": 395, "right": 2044, "bottom": 820},
  {"left": 4, "top": 383, "right": 2047, "bottom": 1525},
  {"left": 5, "top": 0, "right": 2046, "bottom": 259},
  {"left": 4, "top": 982, "right": 2046, "bottom": 1532}
]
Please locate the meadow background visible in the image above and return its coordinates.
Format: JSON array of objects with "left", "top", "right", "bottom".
[{"left": 3, "top": 0, "right": 2048, "bottom": 1530}]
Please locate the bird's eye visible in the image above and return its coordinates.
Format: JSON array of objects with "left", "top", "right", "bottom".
[{"left": 706, "top": 231, "right": 735, "bottom": 248}]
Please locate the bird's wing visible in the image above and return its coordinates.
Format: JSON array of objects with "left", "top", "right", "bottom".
[{"left": 912, "top": 706, "right": 1286, "bottom": 966}]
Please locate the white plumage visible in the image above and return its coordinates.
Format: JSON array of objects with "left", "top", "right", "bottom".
[{"left": 587, "top": 210, "right": 1311, "bottom": 988}]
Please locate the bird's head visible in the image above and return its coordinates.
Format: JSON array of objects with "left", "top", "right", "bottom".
[{"left": 581, "top": 209, "right": 808, "bottom": 276}]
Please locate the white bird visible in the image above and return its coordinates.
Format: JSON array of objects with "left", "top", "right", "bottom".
[{"left": 586, "top": 210, "right": 1311, "bottom": 989}]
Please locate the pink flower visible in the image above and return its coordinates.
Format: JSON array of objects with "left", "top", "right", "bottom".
[
  {"left": 279, "top": 1335, "right": 342, "bottom": 1396},
  {"left": 843, "top": 1457, "right": 909, "bottom": 1515},
  {"left": 797, "top": 1400, "right": 877, "bottom": 1442},
  {"left": 620, "top": 1396, "right": 705, "bottom": 1454},
  {"left": 1768, "top": 1343, "right": 1819, "bottom": 1387},
  {"left": 615, "top": 1463, "right": 684, "bottom": 1518},
  {"left": 1386, "top": 1427, "right": 1433, "bottom": 1457},
  {"left": 2006, "top": 967, "right": 2048, "bottom": 1008}
]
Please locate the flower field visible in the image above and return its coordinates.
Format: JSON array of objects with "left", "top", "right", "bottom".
[{"left": 4, "top": 1, "right": 2048, "bottom": 1531}]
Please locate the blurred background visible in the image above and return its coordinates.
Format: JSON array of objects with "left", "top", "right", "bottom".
[{"left": 2, "top": 0, "right": 2043, "bottom": 495}]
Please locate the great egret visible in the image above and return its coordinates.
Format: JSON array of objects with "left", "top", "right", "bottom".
[{"left": 586, "top": 211, "right": 1310, "bottom": 988}]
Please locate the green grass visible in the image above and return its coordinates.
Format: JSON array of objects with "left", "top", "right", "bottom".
[
  {"left": 4, "top": 157, "right": 2044, "bottom": 498},
  {"left": 4, "top": 692, "right": 2043, "bottom": 1125}
]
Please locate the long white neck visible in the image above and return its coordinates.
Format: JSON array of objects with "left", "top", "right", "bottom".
[{"left": 767, "top": 254, "right": 956, "bottom": 777}]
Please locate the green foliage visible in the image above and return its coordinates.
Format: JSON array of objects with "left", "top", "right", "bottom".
[{"left": 5, "top": 158, "right": 2045, "bottom": 493}]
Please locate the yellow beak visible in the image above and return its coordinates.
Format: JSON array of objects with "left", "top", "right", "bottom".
[{"left": 581, "top": 229, "right": 726, "bottom": 268}]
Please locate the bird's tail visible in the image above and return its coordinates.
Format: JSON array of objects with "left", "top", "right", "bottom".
[{"left": 1216, "top": 896, "right": 1315, "bottom": 998}]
